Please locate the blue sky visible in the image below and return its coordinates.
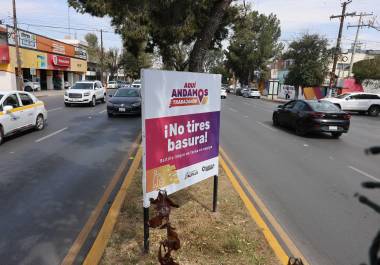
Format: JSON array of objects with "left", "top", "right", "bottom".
[{"left": 1, "top": 0, "right": 379, "bottom": 51}]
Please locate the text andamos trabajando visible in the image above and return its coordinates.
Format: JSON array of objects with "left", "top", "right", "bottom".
[{"left": 169, "top": 82, "right": 209, "bottom": 108}]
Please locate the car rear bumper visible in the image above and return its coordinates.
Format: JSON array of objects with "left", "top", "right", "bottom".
[
  {"left": 308, "top": 119, "right": 350, "bottom": 133},
  {"left": 107, "top": 106, "right": 141, "bottom": 115}
]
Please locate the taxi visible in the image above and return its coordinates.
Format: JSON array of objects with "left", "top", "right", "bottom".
[{"left": 0, "top": 91, "right": 47, "bottom": 144}]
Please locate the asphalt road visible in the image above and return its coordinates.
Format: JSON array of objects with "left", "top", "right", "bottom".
[
  {"left": 0, "top": 94, "right": 140, "bottom": 265},
  {"left": 221, "top": 95, "right": 380, "bottom": 265}
]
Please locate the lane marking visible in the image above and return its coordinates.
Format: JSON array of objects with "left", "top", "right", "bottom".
[
  {"left": 47, "top": 107, "right": 63, "bottom": 112},
  {"left": 98, "top": 109, "right": 107, "bottom": 114},
  {"left": 256, "top": 121, "right": 277, "bottom": 132},
  {"left": 348, "top": 166, "right": 380, "bottom": 182},
  {"left": 228, "top": 107, "right": 238, "bottom": 112},
  {"left": 60, "top": 132, "right": 142, "bottom": 265},
  {"left": 220, "top": 147, "right": 310, "bottom": 265},
  {"left": 83, "top": 146, "right": 142, "bottom": 265},
  {"left": 35, "top": 127, "right": 68, "bottom": 143}
]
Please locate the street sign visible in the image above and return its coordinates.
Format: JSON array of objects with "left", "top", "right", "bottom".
[{"left": 141, "top": 69, "right": 221, "bottom": 207}]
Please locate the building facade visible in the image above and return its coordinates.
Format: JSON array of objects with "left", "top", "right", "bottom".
[{"left": 0, "top": 26, "right": 87, "bottom": 91}]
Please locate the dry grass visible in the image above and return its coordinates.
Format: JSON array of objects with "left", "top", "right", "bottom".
[{"left": 100, "top": 166, "right": 279, "bottom": 265}]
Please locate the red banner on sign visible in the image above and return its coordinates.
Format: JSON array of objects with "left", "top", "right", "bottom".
[{"left": 49, "top": 54, "right": 70, "bottom": 68}]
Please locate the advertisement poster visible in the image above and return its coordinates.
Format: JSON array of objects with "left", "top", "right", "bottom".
[
  {"left": 278, "top": 85, "right": 296, "bottom": 100},
  {"left": 142, "top": 69, "right": 221, "bottom": 207},
  {"left": 7, "top": 27, "right": 37, "bottom": 49}
]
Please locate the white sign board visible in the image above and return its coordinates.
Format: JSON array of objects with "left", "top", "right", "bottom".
[
  {"left": 142, "top": 69, "right": 221, "bottom": 207},
  {"left": 7, "top": 27, "right": 37, "bottom": 49}
]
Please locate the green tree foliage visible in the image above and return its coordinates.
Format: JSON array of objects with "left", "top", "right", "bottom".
[
  {"left": 353, "top": 56, "right": 380, "bottom": 82},
  {"left": 119, "top": 50, "right": 152, "bottom": 80},
  {"left": 68, "top": 0, "right": 236, "bottom": 72},
  {"left": 105, "top": 48, "right": 119, "bottom": 79},
  {"left": 284, "top": 34, "right": 331, "bottom": 98},
  {"left": 84, "top": 33, "right": 100, "bottom": 63},
  {"left": 226, "top": 9, "right": 281, "bottom": 85}
]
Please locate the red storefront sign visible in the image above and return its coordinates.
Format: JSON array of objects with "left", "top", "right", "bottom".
[
  {"left": 51, "top": 55, "right": 70, "bottom": 67},
  {"left": 0, "top": 45, "right": 10, "bottom": 64}
]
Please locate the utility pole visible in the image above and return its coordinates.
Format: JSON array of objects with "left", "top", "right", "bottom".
[
  {"left": 67, "top": 5, "right": 71, "bottom": 38},
  {"left": 12, "top": 0, "right": 23, "bottom": 91},
  {"left": 100, "top": 29, "right": 104, "bottom": 85},
  {"left": 347, "top": 12, "right": 374, "bottom": 77},
  {"left": 329, "top": 0, "right": 356, "bottom": 88}
]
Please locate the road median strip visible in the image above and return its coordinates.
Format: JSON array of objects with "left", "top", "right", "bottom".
[{"left": 220, "top": 147, "right": 310, "bottom": 265}]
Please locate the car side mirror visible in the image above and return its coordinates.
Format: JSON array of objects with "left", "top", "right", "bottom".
[
  {"left": 345, "top": 97, "right": 350, "bottom": 101},
  {"left": 3, "top": 105, "right": 13, "bottom": 114}
]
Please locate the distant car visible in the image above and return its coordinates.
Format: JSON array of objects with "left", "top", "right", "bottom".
[
  {"left": 242, "top": 88, "right": 261, "bottom": 98},
  {"left": 323, "top": 92, "right": 380, "bottom": 116},
  {"left": 131, "top": 80, "right": 141, "bottom": 89},
  {"left": 221, "top": 88, "right": 227, "bottom": 99},
  {"left": 107, "top": 88, "right": 141, "bottom": 117},
  {"left": 107, "top": 81, "right": 121, "bottom": 89},
  {"left": 272, "top": 100, "right": 350, "bottom": 138},
  {"left": 236, "top": 88, "right": 248, "bottom": 96},
  {"left": 23, "top": 79, "right": 41, "bottom": 92},
  {"left": 0, "top": 91, "right": 47, "bottom": 144},
  {"left": 64, "top": 81, "right": 70, "bottom": 89},
  {"left": 64, "top": 80, "right": 106, "bottom": 107}
]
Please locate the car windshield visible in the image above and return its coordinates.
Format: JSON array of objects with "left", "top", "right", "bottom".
[
  {"left": 335, "top": 93, "right": 349, "bottom": 99},
  {"left": 309, "top": 101, "right": 340, "bottom": 112},
  {"left": 114, "top": 89, "right": 139, "bottom": 97},
  {"left": 72, "top": 83, "right": 93, "bottom": 90}
]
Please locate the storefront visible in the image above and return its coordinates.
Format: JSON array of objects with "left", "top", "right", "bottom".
[{"left": 0, "top": 26, "right": 87, "bottom": 91}]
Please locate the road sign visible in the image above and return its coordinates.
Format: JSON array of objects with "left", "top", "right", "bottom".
[{"left": 141, "top": 69, "right": 221, "bottom": 207}]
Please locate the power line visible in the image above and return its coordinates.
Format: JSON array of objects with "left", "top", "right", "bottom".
[{"left": 15, "top": 21, "right": 114, "bottom": 33}]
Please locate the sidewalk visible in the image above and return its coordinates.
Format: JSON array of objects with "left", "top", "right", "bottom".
[
  {"left": 260, "top": 95, "right": 289, "bottom": 104},
  {"left": 32, "top": 90, "right": 65, "bottom": 98}
]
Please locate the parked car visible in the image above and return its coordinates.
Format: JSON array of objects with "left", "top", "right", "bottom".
[
  {"left": 107, "top": 87, "right": 141, "bottom": 117},
  {"left": 0, "top": 91, "right": 47, "bottom": 144},
  {"left": 272, "top": 100, "right": 351, "bottom": 138},
  {"left": 23, "top": 79, "right": 41, "bottom": 92},
  {"left": 236, "top": 88, "right": 248, "bottom": 96},
  {"left": 242, "top": 88, "right": 261, "bottom": 98},
  {"left": 323, "top": 92, "right": 380, "bottom": 116},
  {"left": 221, "top": 88, "right": 227, "bottom": 99},
  {"left": 64, "top": 80, "right": 106, "bottom": 107}
]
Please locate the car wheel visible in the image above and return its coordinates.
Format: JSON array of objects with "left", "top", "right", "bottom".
[
  {"left": 368, "top": 105, "right": 380, "bottom": 117},
  {"left": 101, "top": 95, "right": 106, "bottom": 103},
  {"left": 90, "top": 96, "right": 96, "bottom": 107},
  {"left": 331, "top": 132, "right": 342, "bottom": 139},
  {"left": 24, "top": 86, "right": 32, "bottom": 92},
  {"left": 35, "top": 114, "right": 45, "bottom": 131},
  {"left": 65, "top": 103, "right": 70, "bottom": 107},
  {"left": 295, "top": 121, "right": 306, "bottom": 136},
  {"left": 0, "top": 125, "right": 4, "bottom": 145},
  {"left": 273, "top": 113, "right": 280, "bottom": 127}
]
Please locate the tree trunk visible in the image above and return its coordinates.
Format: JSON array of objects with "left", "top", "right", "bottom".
[{"left": 188, "top": 0, "right": 233, "bottom": 72}]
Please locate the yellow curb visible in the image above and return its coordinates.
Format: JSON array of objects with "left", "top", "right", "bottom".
[
  {"left": 83, "top": 146, "right": 143, "bottom": 265},
  {"left": 220, "top": 147, "right": 310, "bottom": 265},
  {"left": 60, "top": 133, "right": 141, "bottom": 265}
]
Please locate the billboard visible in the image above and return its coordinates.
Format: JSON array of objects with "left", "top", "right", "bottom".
[
  {"left": 7, "top": 27, "right": 37, "bottom": 49},
  {"left": 142, "top": 69, "right": 221, "bottom": 207}
]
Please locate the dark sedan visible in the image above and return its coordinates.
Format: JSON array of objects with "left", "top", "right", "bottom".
[
  {"left": 107, "top": 88, "right": 141, "bottom": 117},
  {"left": 272, "top": 100, "right": 351, "bottom": 138}
]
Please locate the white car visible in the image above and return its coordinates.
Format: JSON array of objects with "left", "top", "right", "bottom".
[
  {"left": 64, "top": 80, "right": 106, "bottom": 107},
  {"left": 107, "top": 81, "right": 120, "bottom": 89},
  {"left": 221, "top": 88, "right": 227, "bottom": 99},
  {"left": 243, "top": 88, "right": 261, "bottom": 98},
  {"left": 0, "top": 91, "right": 47, "bottom": 145},
  {"left": 24, "top": 79, "right": 41, "bottom": 92},
  {"left": 323, "top": 92, "right": 380, "bottom": 116},
  {"left": 131, "top": 80, "right": 141, "bottom": 89}
]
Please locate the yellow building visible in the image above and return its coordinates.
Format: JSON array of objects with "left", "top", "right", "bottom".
[{"left": 0, "top": 26, "right": 87, "bottom": 91}]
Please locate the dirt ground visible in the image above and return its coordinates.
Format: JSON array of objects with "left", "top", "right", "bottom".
[{"left": 100, "top": 166, "right": 280, "bottom": 265}]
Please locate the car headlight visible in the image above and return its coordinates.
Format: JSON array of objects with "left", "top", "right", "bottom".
[
  {"left": 132, "top": 102, "right": 141, "bottom": 107},
  {"left": 84, "top": 92, "right": 90, "bottom": 97}
]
